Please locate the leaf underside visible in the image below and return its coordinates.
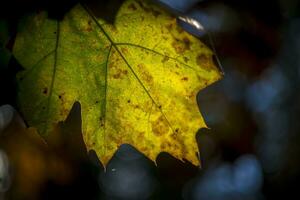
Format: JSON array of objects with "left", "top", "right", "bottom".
[{"left": 13, "top": 0, "right": 222, "bottom": 166}]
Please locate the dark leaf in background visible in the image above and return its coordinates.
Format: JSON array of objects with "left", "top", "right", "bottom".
[{"left": 0, "top": 103, "right": 101, "bottom": 200}]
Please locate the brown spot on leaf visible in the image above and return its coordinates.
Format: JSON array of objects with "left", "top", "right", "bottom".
[
  {"left": 121, "top": 47, "right": 129, "bottom": 55},
  {"left": 196, "top": 54, "right": 213, "bottom": 70},
  {"left": 151, "top": 9, "right": 161, "bottom": 17},
  {"left": 161, "top": 141, "right": 172, "bottom": 150},
  {"left": 109, "top": 62, "right": 115, "bottom": 69},
  {"left": 137, "top": 63, "right": 143, "bottom": 68},
  {"left": 176, "top": 26, "right": 184, "bottom": 33},
  {"left": 183, "top": 37, "right": 191, "bottom": 50},
  {"left": 112, "top": 69, "right": 128, "bottom": 79},
  {"left": 133, "top": 104, "right": 140, "bottom": 109},
  {"left": 187, "top": 92, "right": 195, "bottom": 99},
  {"left": 60, "top": 107, "right": 69, "bottom": 116},
  {"left": 166, "top": 141, "right": 172, "bottom": 148},
  {"left": 128, "top": 3, "right": 137, "bottom": 10},
  {"left": 110, "top": 26, "right": 118, "bottom": 34},
  {"left": 165, "top": 24, "right": 173, "bottom": 31},
  {"left": 137, "top": 0, "right": 150, "bottom": 12},
  {"left": 181, "top": 77, "right": 188, "bottom": 81},
  {"left": 162, "top": 56, "right": 169, "bottom": 63},
  {"left": 42, "top": 88, "right": 48, "bottom": 95},
  {"left": 161, "top": 143, "right": 166, "bottom": 149},
  {"left": 138, "top": 64, "right": 153, "bottom": 84},
  {"left": 100, "top": 117, "right": 105, "bottom": 127},
  {"left": 184, "top": 57, "right": 189, "bottom": 63},
  {"left": 58, "top": 92, "right": 66, "bottom": 101},
  {"left": 86, "top": 20, "right": 93, "bottom": 32},
  {"left": 172, "top": 38, "right": 190, "bottom": 54},
  {"left": 86, "top": 27, "right": 92, "bottom": 32},
  {"left": 172, "top": 41, "right": 183, "bottom": 54},
  {"left": 171, "top": 133, "right": 177, "bottom": 140},
  {"left": 151, "top": 115, "right": 169, "bottom": 136},
  {"left": 137, "top": 132, "right": 145, "bottom": 141},
  {"left": 112, "top": 73, "right": 121, "bottom": 79}
]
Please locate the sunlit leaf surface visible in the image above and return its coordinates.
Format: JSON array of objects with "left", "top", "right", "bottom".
[{"left": 13, "top": 0, "right": 222, "bottom": 166}]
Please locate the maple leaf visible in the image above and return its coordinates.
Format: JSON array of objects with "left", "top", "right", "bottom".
[{"left": 12, "top": 0, "right": 222, "bottom": 166}]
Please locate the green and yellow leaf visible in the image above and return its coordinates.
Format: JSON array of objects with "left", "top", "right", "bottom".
[{"left": 13, "top": 0, "right": 222, "bottom": 166}]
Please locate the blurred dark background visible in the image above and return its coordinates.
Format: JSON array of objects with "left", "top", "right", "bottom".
[{"left": 1, "top": 0, "right": 300, "bottom": 199}]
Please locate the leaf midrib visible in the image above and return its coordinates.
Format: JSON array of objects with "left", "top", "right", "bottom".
[{"left": 44, "top": 21, "right": 60, "bottom": 135}]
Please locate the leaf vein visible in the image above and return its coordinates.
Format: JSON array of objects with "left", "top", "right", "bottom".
[
  {"left": 115, "top": 42, "right": 201, "bottom": 73},
  {"left": 43, "top": 21, "right": 60, "bottom": 135},
  {"left": 20, "top": 50, "right": 55, "bottom": 80},
  {"left": 102, "top": 44, "right": 113, "bottom": 154},
  {"left": 81, "top": 3, "right": 176, "bottom": 135}
]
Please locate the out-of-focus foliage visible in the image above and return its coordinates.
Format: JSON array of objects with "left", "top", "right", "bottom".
[
  {"left": 13, "top": 0, "right": 221, "bottom": 166},
  {"left": 0, "top": 20, "right": 11, "bottom": 68},
  {"left": 0, "top": 150, "right": 10, "bottom": 193},
  {"left": 0, "top": 103, "right": 100, "bottom": 200}
]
